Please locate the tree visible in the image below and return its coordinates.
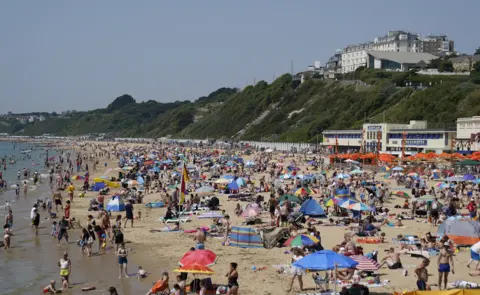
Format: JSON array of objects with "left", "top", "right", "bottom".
[
  {"left": 475, "top": 47, "right": 480, "bottom": 55},
  {"left": 428, "top": 58, "right": 442, "bottom": 69},
  {"left": 473, "top": 61, "right": 480, "bottom": 73},
  {"left": 439, "top": 60, "right": 454, "bottom": 72}
]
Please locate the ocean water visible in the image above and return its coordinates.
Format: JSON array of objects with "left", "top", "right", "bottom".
[{"left": 0, "top": 141, "right": 145, "bottom": 295}]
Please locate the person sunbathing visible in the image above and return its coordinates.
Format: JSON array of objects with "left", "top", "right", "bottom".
[{"left": 336, "top": 268, "right": 355, "bottom": 280}]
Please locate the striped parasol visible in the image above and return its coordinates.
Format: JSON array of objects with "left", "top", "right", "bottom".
[
  {"left": 349, "top": 255, "right": 380, "bottom": 271},
  {"left": 174, "top": 263, "right": 215, "bottom": 275}
]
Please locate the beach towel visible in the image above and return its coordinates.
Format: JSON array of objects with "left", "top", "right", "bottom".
[
  {"left": 356, "top": 237, "right": 382, "bottom": 244},
  {"left": 450, "top": 280, "right": 479, "bottom": 288}
]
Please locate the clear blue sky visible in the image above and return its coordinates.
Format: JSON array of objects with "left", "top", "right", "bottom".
[{"left": 1, "top": 0, "right": 478, "bottom": 113}]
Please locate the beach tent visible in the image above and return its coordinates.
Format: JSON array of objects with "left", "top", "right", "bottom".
[
  {"left": 229, "top": 226, "right": 263, "bottom": 248},
  {"left": 299, "top": 198, "right": 326, "bottom": 217},
  {"left": 437, "top": 219, "right": 480, "bottom": 245},
  {"left": 92, "top": 182, "right": 106, "bottom": 191},
  {"left": 106, "top": 196, "right": 125, "bottom": 212}
]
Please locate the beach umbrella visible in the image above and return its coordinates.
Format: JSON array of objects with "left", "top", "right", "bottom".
[
  {"left": 174, "top": 263, "right": 215, "bottom": 275},
  {"left": 474, "top": 179, "right": 480, "bottom": 184},
  {"left": 221, "top": 174, "right": 235, "bottom": 179},
  {"left": 335, "top": 174, "right": 350, "bottom": 179},
  {"left": 344, "top": 159, "right": 360, "bottom": 164},
  {"left": 339, "top": 199, "right": 358, "bottom": 209},
  {"left": 446, "top": 176, "right": 463, "bottom": 182},
  {"left": 227, "top": 181, "right": 239, "bottom": 190},
  {"left": 292, "top": 250, "right": 358, "bottom": 271},
  {"left": 347, "top": 203, "right": 372, "bottom": 211},
  {"left": 350, "top": 169, "right": 364, "bottom": 174},
  {"left": 284, "top": 234, "right": 319, "bottom": 247},
  {"left": 179, "top": 250, "right": 217, "bottom": 266},
  {"left": 122, "top": 166, "right": 134, "bottom": 171},
  {"left": 72, "top": 175, "right": 85, "bottom": 180},
  {"left": 335, "top": 189, "right": 350, "bottom": 198},
  {"left": 324, "top": 197, "right": 336, "bottom": 207},
  {"left": 280, "top": 174, "right": 292, "bottom": 179},
  {"left": 392, "top": 166, "right": 404, "bottom": 171},
  {"left": 294, "top": 187, "right": 316, "bottom": 196},
  {"left": 392, "top": 191, "right": 410, "bottom": 198},
  {"left": 464, "top": 174, "right": 476, "bottom": 181},
  {"left": 195, "top": 186, "right": 215, "bottom": 196},
  {"left": 278, "top": 194, "right": 300, "bottom": 203},
  {"left": 435, "top": 183, "right": 449, "bottom": 189},
  {"left": 349, "top": 255, "right": 380, "bottom": 271},
  {"left": 407, "top": 172, "right": 418, "bottom": 177}
]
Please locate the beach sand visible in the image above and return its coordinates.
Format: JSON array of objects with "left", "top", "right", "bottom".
[{"left": 62, "top": 141, "right": 477, "bottom": 294}]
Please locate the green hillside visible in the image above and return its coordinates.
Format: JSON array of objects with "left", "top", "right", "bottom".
[{"left": 3, "top": 68, "right": 480, "bottom": 142}]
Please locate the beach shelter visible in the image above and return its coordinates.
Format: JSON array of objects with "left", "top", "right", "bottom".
[
  {"left": 299, "top": 198, "right": 326, "bottom": 217},
  {"left": 437, "top": 219, "right": 480, "bottom": 245},
  {"left": 106, "top": 196, "right": 125, "bottom": 212},
  {"left": 229, "top": 226, "right": 263, "bottom": 248}
]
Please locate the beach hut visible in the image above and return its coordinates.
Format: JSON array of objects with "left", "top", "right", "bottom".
[
  {"left": 106, "top": 196, "right": 125, "bottom": 212},
  {"left": 229, "top": 226, "right": 263, "bottom": 248},
  {"left": 299, "top": 198, "right": 326, "bottom": 217}
]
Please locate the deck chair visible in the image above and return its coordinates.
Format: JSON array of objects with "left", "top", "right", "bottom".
[{"left": 312, "top": 272, "right": 329, "bottom": 292}]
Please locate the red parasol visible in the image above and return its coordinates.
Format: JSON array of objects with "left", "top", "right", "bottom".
[{"left": 179, "top": 249, "right": 217, "bottom": 267}]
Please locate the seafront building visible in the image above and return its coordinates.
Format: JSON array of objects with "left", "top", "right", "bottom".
[
  {"left": 321, "top": 120, "right": 456, "bottom": 155},
  {"left": 340, "top": 30, "right": 454, "bottom": 73},
  {"left": 456, "top": 116, "right": 480, "bottom": 153}
]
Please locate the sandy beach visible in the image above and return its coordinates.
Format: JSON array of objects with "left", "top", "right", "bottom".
[
  {"left": 46, "top": 140, "right": 475, "bottom": 295},
  {"left": 1, "top": 138, "right": 476, "bottom": 295}
]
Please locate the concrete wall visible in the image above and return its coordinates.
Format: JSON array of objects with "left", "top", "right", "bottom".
[{"left": 239, "top": 141, "right": 314, "bottom": 151}]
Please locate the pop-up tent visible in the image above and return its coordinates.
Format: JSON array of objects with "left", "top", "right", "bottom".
[
  {"left": 437, "top": 219, "right": 480, "bottom": 245},
  {"left": 299, "top": 198, "right": 326, "bottom": 217},
  {"left": 229, "top": 226, "right": 263, "bottom": 248},
  {"left": 106, "top": 196, "right": 125, "bottom": 212}
]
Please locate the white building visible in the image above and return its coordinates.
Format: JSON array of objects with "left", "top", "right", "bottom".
[
  {"left": 341, "top": 30, "right": 454, "bottom": 73},
  {"left": 456, "top": 116, "right": 480, "bottom": 152},
  {"left": 322, "top": 120, "right": 456, "bottom": 155}
]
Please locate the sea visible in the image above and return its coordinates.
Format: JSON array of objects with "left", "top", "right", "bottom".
[{"left": 0, "top": 141, "right": 145, "bottom": 295}]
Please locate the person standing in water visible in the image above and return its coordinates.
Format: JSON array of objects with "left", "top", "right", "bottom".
[
  {"left": 3, "top": 224, "right": 14, "bottom": 249},
  {"left": 117, "top": 243, "right": 129, "bottom": 278},
  {"left": 438, "top": 242, "right": 454, "bottom": 290},
  {"left": 32, "top": 208, "right": 40, "bottom": 236},
  {"left": 58, "top": 252, "right": 72, "bottom": 289},
  {"left": 5, "top": 210, "right": 13, "bottom": 228}
]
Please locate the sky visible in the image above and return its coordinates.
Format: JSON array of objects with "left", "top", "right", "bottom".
[{"left": 0, "top": 0, "right": 478, "bottom": 113}]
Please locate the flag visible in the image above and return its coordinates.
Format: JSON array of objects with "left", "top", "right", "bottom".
[{"left": 180, "top": 162, "right": 190, "bottom": 205}]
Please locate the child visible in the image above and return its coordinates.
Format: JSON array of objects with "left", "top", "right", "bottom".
[
  {"left": 115, "top": 215, "right": 122, "bottom": 228},
  {"left": 137, "top": 210, "right": 142, "bottom": 221},
  {"left": 51, "top": 221, "right": 58, "bottom": 238},
  {"left": 137, "top": 266, "right": 147, "bottom": 279}
]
